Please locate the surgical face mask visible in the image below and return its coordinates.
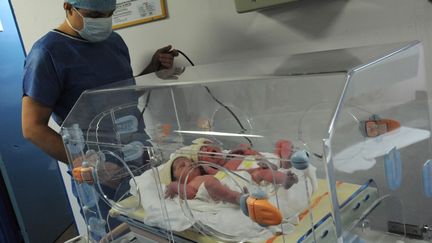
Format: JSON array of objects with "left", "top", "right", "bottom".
[{"left": 66, "top": 7, "right": 113, "bottom": 42}]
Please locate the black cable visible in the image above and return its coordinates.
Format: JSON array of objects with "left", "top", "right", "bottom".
[
  {"left": 177, "top": 50, "right": 195, "bottom": 66},
  {"left": 177, "top": 50, "right": 253, "bottom": 146},
  {"left": 139, "top": 90, "right": 152, "bottom": 118},
  {"left": 203, "top": 86, "right": 252, "bottom": 146}
]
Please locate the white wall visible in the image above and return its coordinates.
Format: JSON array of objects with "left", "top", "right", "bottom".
[
  {"left": 11, "top": 0, "right": 432, "bottom": 236},
  {"left": 12, "top": 0, "right": 432, "bottom": 88}
]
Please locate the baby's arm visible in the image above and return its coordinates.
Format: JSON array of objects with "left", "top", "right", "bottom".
[
  {"left": 165, "top": 181, "right": 198, "bottom": 200},
  {"left": 202, "top": 165, "right": 219, "bottom": 175},
  {"left": 275, "top": 139, "right": 293, "bottom": 169}
]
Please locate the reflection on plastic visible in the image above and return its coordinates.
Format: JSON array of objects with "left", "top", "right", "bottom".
[
  {"left": 88, "top": 217, "right": 106, "bottom": 238},
  {"left": 359, "top": 114, "right": 401, "bottom": 138},
  {"left": 423, "top": 160, "right": 432, "bottom": 198},
  {"left": 155, "top": 66, "right": 186, "bottom": 80},
  {"left": 63, "top": 124, "right": 85, "bottom": 154},
  {"left": 384, "top": 147, "right": 402, "bottom": 191},
  {"left": 78, "top": 162, "right": 98, "bottom": 207}
]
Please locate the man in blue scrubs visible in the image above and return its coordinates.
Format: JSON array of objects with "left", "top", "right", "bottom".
[
  {"left": 21, "top": 0, "right": 177, "bottom": 239},
  {"left": 22, "top": 0, "right": 177, "bottom": 163}
]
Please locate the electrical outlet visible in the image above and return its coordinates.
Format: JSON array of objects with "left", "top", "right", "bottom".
[{"left": 234, "top": 0, "right": 297, "bottom": 13}]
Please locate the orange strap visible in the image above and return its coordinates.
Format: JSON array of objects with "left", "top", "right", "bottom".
[
  {"left": 266, "top": 235, "right": 279, "bottom": 243},
  {"left": 299, "top": 181, "right": 343, "bottom": 221}
]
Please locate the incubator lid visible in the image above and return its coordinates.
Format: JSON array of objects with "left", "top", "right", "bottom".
[
  {"left": 61, "top": 41, "right": 420, "bottom": 138},
  {"left": 132, "top": 41, "right": 418, "bottom": 86}
]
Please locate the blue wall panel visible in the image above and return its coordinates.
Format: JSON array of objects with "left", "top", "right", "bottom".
[{"left": 0, "top": 1, "right": 75, "bottom": 242}]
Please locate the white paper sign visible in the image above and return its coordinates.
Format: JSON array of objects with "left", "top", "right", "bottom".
[
  {"left": 113, "top": 0, "right": 166, "bottom": 29},
  {"left": 0, "top": 19, "right": 3, "bottom": 32}
]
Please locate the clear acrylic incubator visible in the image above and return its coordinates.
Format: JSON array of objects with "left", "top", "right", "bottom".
[{"left": 61, "top": 41, "right": 432, "bottom": 242}]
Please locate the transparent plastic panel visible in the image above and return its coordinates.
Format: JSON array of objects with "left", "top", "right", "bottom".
[
  {"left": 61, "top": 41, "right": 428, "bottom": 243},
  {"left": 328, "top": 42, "right": 432, "bottom": 241}
]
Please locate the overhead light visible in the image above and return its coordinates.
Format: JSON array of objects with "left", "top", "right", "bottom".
[{"left": 174, "top": 130, "right": 263, "bottom": 138}]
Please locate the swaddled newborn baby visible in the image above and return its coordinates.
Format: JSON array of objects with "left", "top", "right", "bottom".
[
  {"left": 159, "top": 151, "right": 294, "bottom": 225},
  {"left": 158, "top": 138, "right": 316, "bottom": 226},
  {"left": 160, "top": 138, "right": 299, "bottom": 200}
]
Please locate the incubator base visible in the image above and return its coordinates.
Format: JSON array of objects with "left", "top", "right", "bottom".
[{"left": 109, "top": 180, "right": 382, "bottom": 243}]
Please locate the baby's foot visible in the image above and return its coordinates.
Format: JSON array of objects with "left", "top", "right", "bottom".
[{"left": 283, "top": 171, "right": 298, "bottom": 189}]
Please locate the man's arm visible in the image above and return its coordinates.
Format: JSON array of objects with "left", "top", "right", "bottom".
[{"left": 22, "top": 96, "right": 69, "bottom": 163}]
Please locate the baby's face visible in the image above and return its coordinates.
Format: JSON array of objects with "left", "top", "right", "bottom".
[
  {"left": 172, "top": 157, "right": 201, "bottom": 183},
  {"left": 198, "top": 145, "right": 225, "bottom": 165}
]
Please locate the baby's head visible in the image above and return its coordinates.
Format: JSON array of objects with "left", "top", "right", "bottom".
[
  {"left": 189, "top": 138, "right": 225, "bottom": 166},
  {"left": 171, "top": 156, "right": 201, "bottom": 183},
  {"left": 159, "top": 152, "right": 201, "bottom": 185},
  {"left": 198, "top": 144, "right": 225, "bottom": 165}
]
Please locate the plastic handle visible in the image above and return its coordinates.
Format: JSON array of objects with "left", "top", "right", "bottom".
[
  {"left": 115, "top": 115, "right": 138, "bottom": 134},
  {"left": 423, "top": 160, "right": 432, "bottom": 198},
  {"left": 291, "top": 150, "right": 310, "bottom": 170},
  {"left": 384, "top": 147, "right": 402, "bottom": 191},
  {"left": 121, "top": 141, "right": 145, "bottom": 161}
]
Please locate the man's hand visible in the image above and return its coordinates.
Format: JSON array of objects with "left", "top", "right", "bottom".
[
  {"left": 148, "top": 45, "right": 179, "bottom": 71},
  {"left": 155, "top": 45, "right": 179, "bottom": 69}
]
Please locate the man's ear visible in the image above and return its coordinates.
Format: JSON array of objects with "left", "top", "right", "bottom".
[{"left": 63, "top": 2, "right": 73, "bottom": 14}]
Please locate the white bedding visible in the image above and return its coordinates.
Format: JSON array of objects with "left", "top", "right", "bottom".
[{"left": 129, "top": 159, "right": 316, "bottom": 242}]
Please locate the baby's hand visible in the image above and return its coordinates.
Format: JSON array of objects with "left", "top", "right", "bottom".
[
  {"left": 165, "top": 182, "right": 179, "bottom": 199},
  {"left": 283, "top": 170, "right": 298, "bottom": 189}
]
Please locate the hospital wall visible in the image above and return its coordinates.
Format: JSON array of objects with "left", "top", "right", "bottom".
[
  {"left": 11, "top": 0, "right": 432, "bottom": 89},
  {"left": 9, "top": 0, "right": 432, "bottom": 237}
]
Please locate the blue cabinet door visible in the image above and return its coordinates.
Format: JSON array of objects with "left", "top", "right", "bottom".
[
  {"left": 0, "top": 167, "right": 22, "bottom": 243},
  {"left": 0, "top": 1, "right": 75, "bottom": 242}
]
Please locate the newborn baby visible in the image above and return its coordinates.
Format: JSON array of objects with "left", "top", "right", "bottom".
[
  {"left": 159, "top": 150, "right": 286, "bottom": 226},
  {"left": 163, "top": 156, "right": 243, "bottom": 204},
  {"left": 185, "top": 138, "right": 298, "bottom": 189}
]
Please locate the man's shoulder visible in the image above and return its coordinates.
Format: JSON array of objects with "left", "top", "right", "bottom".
[
  {"left": 107, "top": 32, "right": 127, "bottom": 47},
  {"left": 32, "top": 30, "right": 83, "bottom": 51},
  {"left": 110, "top": 31, "right": 123, "bottom": 40}
]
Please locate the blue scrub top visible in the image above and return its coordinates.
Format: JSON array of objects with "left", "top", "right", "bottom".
[{"left": 23, "top": 30, "right": 133, "bottom": 125}]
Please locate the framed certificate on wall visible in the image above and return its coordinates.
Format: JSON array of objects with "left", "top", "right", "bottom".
[{"left": 113, "top": 0, "right": 167, "bottom": 29}]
